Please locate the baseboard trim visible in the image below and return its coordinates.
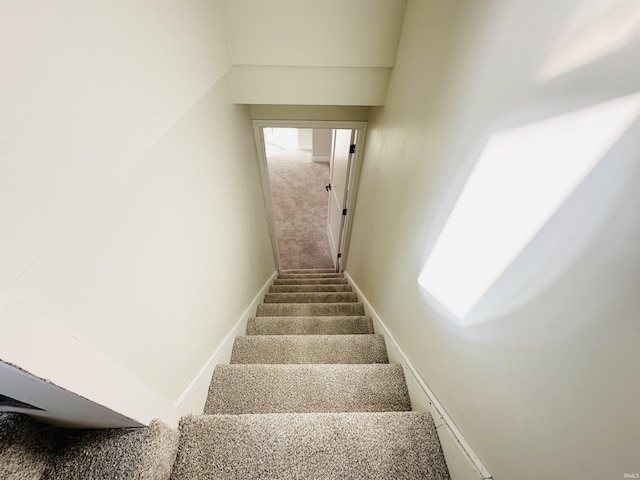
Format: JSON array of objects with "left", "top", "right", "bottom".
[
  {"left": 344, "top": 271, "right": 493, "bottom": 480},
  {"left": 311, "top": 155, "right": 330, "bottom": 163},
  {"left": 174, "top": 271, "right": 277, "bottom": 415}
]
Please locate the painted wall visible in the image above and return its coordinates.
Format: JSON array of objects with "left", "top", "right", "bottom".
[
  {"left": 297, "top": 128, "right": 313, "bottom": 150},
  {"left": 312, "top": 129, "right": 333, "bottom": 160},
  {"left": 229, "top": 66, "right": 390, "bottom": 106},
  {"left": 347, "top": 1, "right": 640, "bottom": 479},
  {"left": 223, "top": 0, "right": 406, "bottom": 105},
  {"left": 0, "top": 0, "right": 274, "bottom": 426},
  {"left": 250, "top": 105, "right": 369, "bottom": 121},
  {"left": 223, "top": 0, "right": 405, "bottom": 67}
]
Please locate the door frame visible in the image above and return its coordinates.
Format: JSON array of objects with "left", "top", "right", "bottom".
[{"left": 252, "top": 120, "right": 367, "bottom": 272}]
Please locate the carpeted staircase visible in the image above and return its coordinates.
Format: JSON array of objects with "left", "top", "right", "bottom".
[
  {"left": 1, "top": 270, "right": 450, "bottom": 479},
  {"left": 170, "top": 269, "right": 450, "bottom": 480}
]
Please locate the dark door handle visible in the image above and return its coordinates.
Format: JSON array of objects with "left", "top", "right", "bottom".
[{"left": 325, "top": 184, "right": 331, "bottom": 192}]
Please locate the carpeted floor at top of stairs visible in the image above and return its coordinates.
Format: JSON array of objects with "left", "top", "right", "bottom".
[
  {"left": 267, "top": 149, "right": 334, "bottom": 270},
  {"left": 170, "top": 270, "right": 450, "bottom": 479}
]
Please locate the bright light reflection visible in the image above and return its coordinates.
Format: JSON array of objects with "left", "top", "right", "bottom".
[
  {"left": 539, "top": 0, "right": 640, "bottom": 81},
  {"left": 264, "top": 128, "right": 299, "bottom": 157},
  {"left": 419, "top": 93, "right": 640, "bottom": 322}
]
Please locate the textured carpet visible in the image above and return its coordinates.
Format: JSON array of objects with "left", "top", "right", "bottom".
[
  {"left": 256, "top": 302, "right": 365, "bottom": 316},
  {"left": 0, "top": 413, "right": 58, "bottom": 480},
  {"left": 230, "top": 334, "right": 388, "bottom": 364},
  {"left": 204, "top": 364, "right": 411, "bottom": 414},
  {"left": 170, "top": 269, "right": 450, "bottom": 479},
  {"left": 277, "top": 272, "right": 343, "bottom": 279},
  {"left": 171, "top": 412, "right": 449, "bottom": 480},
  {"left": 245, "top": 315, "right": 374, "bottom": 335},
  {"left": 273, "top": 277, "right": 348, "bottom": 285},
  {"left": 269, "top": 284, "right": 352, "bottom": 292},
  {"left": 42, "top": 419, "right": 179, "bottom": 480},
  {"left": 267, "top": 149, "right": 334, "bottom": 270},
  {"left": 281, "top": 269, "right": 335, "bottom": 273},
  {"left": 0, "top": 413, "right": 179, "bottom": 480},
  {"left": 263, "top": 292, "right": 358, "bottom": 303}
]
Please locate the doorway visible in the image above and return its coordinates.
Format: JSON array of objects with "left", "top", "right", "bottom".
[
  {"left": 253, "top": 121, "right": 367, "bottom": 272},
  {"left": 263, "top": 127, "right": 333, "bottom": 269}
]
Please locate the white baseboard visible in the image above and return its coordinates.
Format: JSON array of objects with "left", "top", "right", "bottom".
[
  {"left": 311, "top": 155, "right": 330, "bottom": 163},
  {"left": 174, "top": 271, "right": 278, "bottom": 417},
  {"left": 344, "top": 272, "right": 493, "bottom": 480}
]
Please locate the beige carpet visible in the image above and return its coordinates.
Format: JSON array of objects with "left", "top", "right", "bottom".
[
  {"left": 0, "top": 413, "right": 178, "bottom": 480},
  {"left": 170, "top": 270, "right": 450, "bottom": 479},
  {"left": 267, "top": 149, "right": 334, "bottom": 270}
]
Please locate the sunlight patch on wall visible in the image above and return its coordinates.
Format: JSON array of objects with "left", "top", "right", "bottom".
[
  {"left": 418, "top": 92, "right": 640, "bottom": 323},
  {"left": 539, "top": 0, "right": 640, "bottom": 81}
]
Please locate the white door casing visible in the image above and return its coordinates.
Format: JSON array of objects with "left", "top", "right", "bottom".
[{"left": 327, "top": 129, "right": 355, "bottom": 269}]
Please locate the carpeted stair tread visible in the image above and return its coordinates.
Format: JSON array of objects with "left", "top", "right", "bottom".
[
  {"left": 269, "top": 284, "right": 353, "bottom": 293},
  {"left": 42, "top": 420, "right": 179, "bottom": 480},
  {"left": 246, "top": 316, "right": 373, "bottom": 335},
  {"left": 274, "top": 277, "right": 348, "bottom": 285},
  {"left": 263, "top": 292, "right": 358, "bottom": 303},
  {"left": 230, "top": 335, "right": 388, "bottom": 364},
  {"left": 171, "top": 412, "right": 449, "bottom": 480},
  {"left": 281, "top": 269, "right": 336, "bottom": 274},
  {"left": 277, "top": 273, "right": 344, "bottom": 279},
  {"left": 0, "top": 412, "right": 59, "bottom": 480},
  {"left": 204, "top": 364, "right": 411, "bottom": 414},
  {"left": 256, "top": 302, "right": 365, "bottom": 317}
]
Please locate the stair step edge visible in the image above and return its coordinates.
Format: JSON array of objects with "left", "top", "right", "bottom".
[{"left": 173, "top": 412, "right": 448, "bottom": 480}]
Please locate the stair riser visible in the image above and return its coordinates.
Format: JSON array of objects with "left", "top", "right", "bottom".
[
  {"left": 280, "top": 269, "right": 336, "bottom": 274},
  {"left": 269, "top": 285, "right": 352, "bottom": 293},
  {"left": 230, "top": 335, "right": 388, "bottom": 364},
  {"left": 273, "top": 278, "right": 348, "bottom": 285},
  {"left": 204, "top": 364, "right": 411, "bottom": 414},
  {"left": 246, "top": 316, "right": 373, "bottom": 335},
  {"left": 256, "top": 303, "right": 365, "bottom": 317},
  {"left": 263, "top": 292, "right": 358, "bottom": 304},
  {"left": 277, "top": 273, "right": 344, "bottom": 279}
]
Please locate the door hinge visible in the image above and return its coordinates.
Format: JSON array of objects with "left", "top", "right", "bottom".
[
  {"left": 342, "top": 208, "right": 347, "bottom": 215},
  {"left": 349, "top": 144, "right": 356, "bottom": 154}
]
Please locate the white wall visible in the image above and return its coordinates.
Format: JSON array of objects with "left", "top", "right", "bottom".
[
  {"left": 1, "top": 0, "right": 230, "bottom": 292},
  {"left": 229, "top": 66, "right": 390, "bottom": 106},
  {"left": 223, "top": 0, "right": 405, "bottom": 67},
  {"left": 297, "top": 128, "right": 313, "bottom": 150},
  {"left": 250, "top": 105, "right": 369, "bottom": 121},
  {"left": 347, "top": 1, "right": 640, "bottom": 479},
  {"left": 312, "top": 129, "right": 333, "bottom": 160},
  {"left": 0, "top": 0, "right": 275, "bottom": 427},
  {"left": 223, "top": 0, "right": 406, "bottom": 105}
]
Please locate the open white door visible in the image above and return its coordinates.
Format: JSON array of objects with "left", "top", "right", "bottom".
[{"left": 327, "top": 129, "right": 355, "bottom": 270}]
